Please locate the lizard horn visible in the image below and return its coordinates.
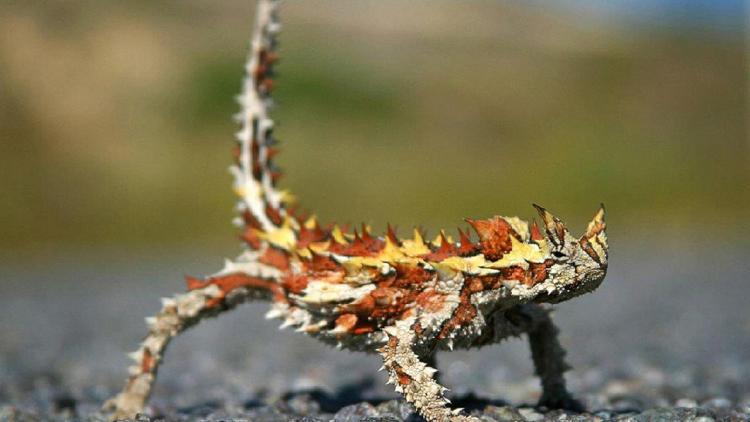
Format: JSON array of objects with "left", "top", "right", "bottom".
[
  {"left": 532, "top": 204, "right": 569, "bottom": 247},
  {"left": 579, "top": 204, "right": 608, "bottom": 267},
  {"left": 583, "top": 203, "right": 606, "bottom": 239}
]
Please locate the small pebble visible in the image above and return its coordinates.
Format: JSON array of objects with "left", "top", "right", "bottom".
[
  {"left": 518, "top": 407, "right": 544, "bottom": 421},
  {"left": 333, "top": 402, "right": 379, "bottom": 422},
  {"left": 611, "top": 396, "right": 644, "bottom": 413},
  {"left": 483, "top": 405, "right": 524, "bottom": 421},
  {"left": 675, "top": 398, "right": 698, "bottom": 408},
  {"left": 703, "top": 397, "right": 731, "bottom": 409}
]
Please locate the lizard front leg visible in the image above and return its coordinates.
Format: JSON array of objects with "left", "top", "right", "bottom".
[
  {"left": 507, "top": 304, "right": 584, "bottom": 412},
  {"left": 379, "top": 320, "right": 479, "bottom": 422}
]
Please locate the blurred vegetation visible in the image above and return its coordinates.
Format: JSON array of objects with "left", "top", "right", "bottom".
[{"left": 0, "top": 1, "right": 747, "bottom": 257}]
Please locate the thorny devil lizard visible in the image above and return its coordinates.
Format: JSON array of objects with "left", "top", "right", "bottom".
[{"left": 105, "top": 1, "right": 608, "bottom": 421}]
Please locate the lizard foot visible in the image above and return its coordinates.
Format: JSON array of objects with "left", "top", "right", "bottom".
[{"left": 538, "top": 393, "right": 585, "bottom": 413}]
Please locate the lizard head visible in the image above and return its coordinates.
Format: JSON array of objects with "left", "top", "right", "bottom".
[{"left": 531, "top": 204, "right": 608, "bottom": 303}]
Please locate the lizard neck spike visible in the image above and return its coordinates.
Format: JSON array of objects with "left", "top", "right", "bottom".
[
  {"left": 529, "top": 219, "right": 544, "bottom": 242},
  {"left": 456, "top": 228, "right": 476, "bottom": 256}
]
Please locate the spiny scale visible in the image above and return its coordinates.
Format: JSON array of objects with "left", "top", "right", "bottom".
[{"left": 105, "top": 1, "right": 609, "bottom": 421}]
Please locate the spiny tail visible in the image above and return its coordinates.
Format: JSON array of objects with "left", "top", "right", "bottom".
[{"left": 232, "top": 0, "right": 292, "bottom": 243}]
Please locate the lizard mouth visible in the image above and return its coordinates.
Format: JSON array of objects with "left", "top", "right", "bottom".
[{"left": 534, "top": 267, "right": 607, "bottom": 304}]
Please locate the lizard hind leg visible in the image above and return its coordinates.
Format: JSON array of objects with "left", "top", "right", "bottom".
[
  {"left": 379, "top": 321, "right": 479, "bottom": 422},
  {"left": 103, "top": 279, "right": 275, "bottom": 420}
]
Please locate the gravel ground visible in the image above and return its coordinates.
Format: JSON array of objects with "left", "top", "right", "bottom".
[{"left": 1, "top": 238, "right": 749, "bottom": 421}]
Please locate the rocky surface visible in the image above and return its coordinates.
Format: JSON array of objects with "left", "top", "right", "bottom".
[
  {"left": 1, "top": 242, "right": 749, "bottom": 421},
  {"left": 1, "top": 389, "right": 749, "bottom": 421}
]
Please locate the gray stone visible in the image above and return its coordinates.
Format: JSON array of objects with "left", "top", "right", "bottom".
[
  {"left": 482, "top": 405, "right": 525, "bottom": 421},
  {"left": 675, "top": 399, "right": 698, "bottom": 409},
  {"left": 518, "top": 407, "right": 545, "bottom": 421},
  {"left": 334, "top": 402, "right": 380, "bottom": 421}
]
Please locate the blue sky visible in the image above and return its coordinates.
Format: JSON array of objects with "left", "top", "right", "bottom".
[{"left": 558, "top": 0, "right": 746, "bottom": 33}]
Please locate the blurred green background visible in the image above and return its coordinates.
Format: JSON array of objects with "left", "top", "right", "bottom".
[{"left": 1, "top": 0, "right": 747, "bottom": 260}]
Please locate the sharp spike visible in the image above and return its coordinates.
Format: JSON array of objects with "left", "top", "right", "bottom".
[
  {"left": 279, "top": 319, "right": 295, "bottom": 329},
  {"left": 530, "top": 219, "right": 544, "bottom": 241},
  {"left": 331, "top": 225, "right": 347, "bottom": 244},
  {"left": 265, "top": 308, "right": 284, "bottom": 320},
  {"left": 360, "top": 223, "right": 372, "bottom": 241},
  {"left": 184, "top": 276, "right": 206, "bottom": 290},
  {"left": 438, "top": 230, "right": 449, "bottom": 247},
  {"left": 532, "top": 204, "right": 569, "bottom": 246},
  {"left": 584, "top": 203, "right": 607, "bottom": 238},
  {"left": 456, "top": 228, "right": 477, "bottom": 255},
  {"left": 457, "top": 228, "right": 469, "bottom": 245},
  {"left": 303, "top": 215, "right": 318, "bottom": 230},
  {"left": 160, "top": 297, "right": 176, "bottom": 308},
  {"left": 412, "top": 228, "right": 427, "bottom": 249},
  {"left": 580, "top": 204, "right": 609, "bottom": 265},
  {"left": 386, "top": 223, "right": 399, "bottom": 244}
]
